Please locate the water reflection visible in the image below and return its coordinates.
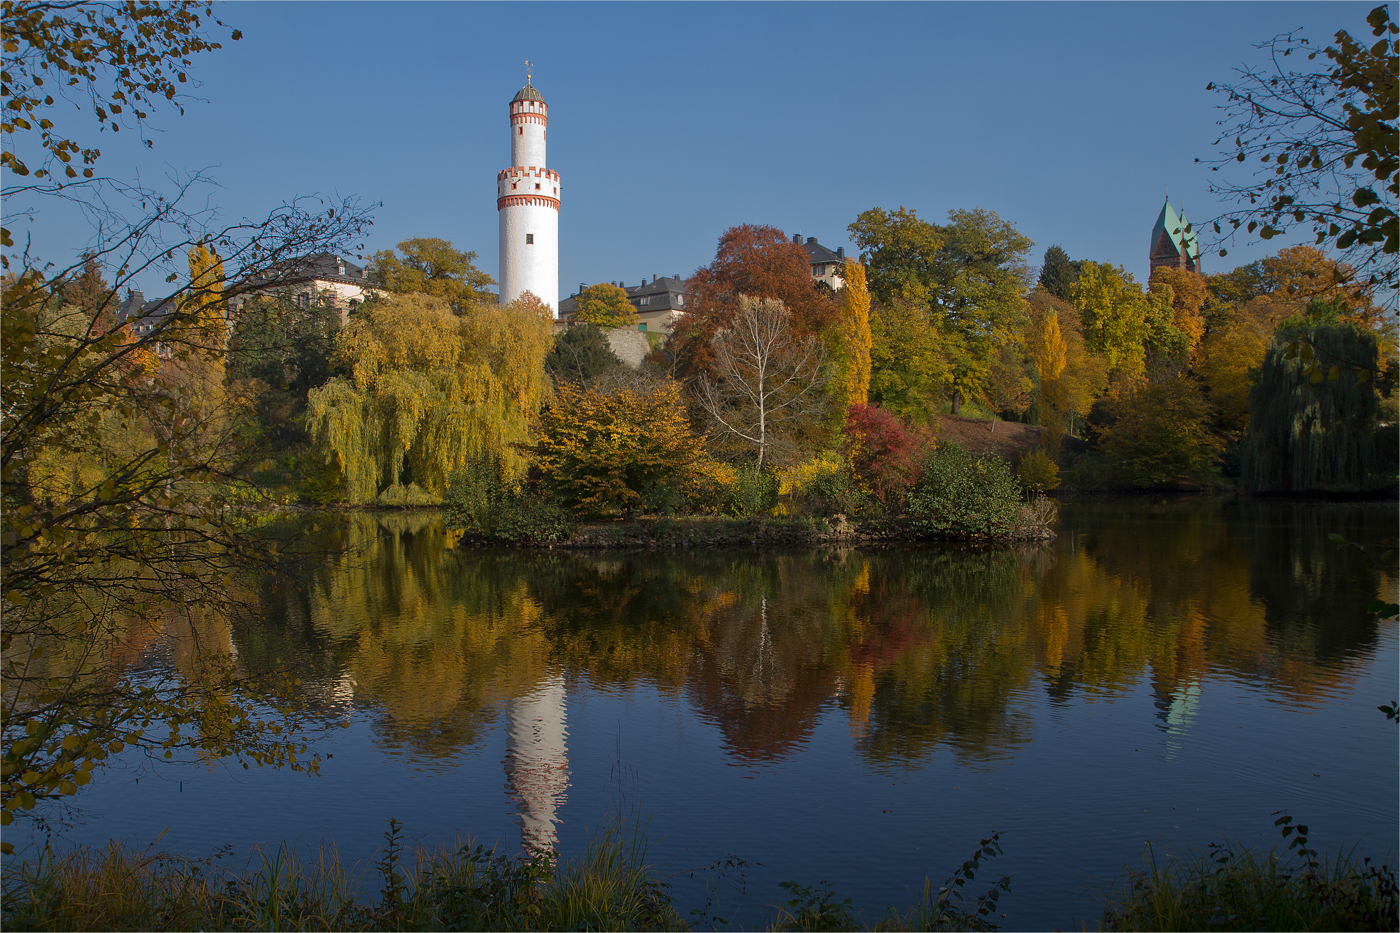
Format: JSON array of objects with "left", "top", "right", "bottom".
[
  {"left": 504, "top": 674, "right": 569, "bottom": 854},
  {"left": 238, "top": 501, "right": 1393, "bottom": 794}
]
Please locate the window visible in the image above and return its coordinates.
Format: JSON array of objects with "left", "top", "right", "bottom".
[
  {"left": 639, "top": 296, "right": 650, "bottom": 306},
  {"left": 512, "top": 182, "right": 517, "bottom": 189},
  {"left": 297, "top": 292, "right": 309, "bottom": 309},
  {"left": 519, "top": 127, "right": 523, "bottom": 135},
  {"left": 676, "top": 295, "right": 685, "bottom": 307},
  {"left": 535, "top": 183, "right": 541, "bottom": 190},
  {"left": 526, "top": 234, "right": 534, "bottom": 245}
]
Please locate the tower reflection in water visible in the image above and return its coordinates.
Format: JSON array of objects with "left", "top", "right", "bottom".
[{"left": 503, "top": 674, "right": 569, "bottom": 855}]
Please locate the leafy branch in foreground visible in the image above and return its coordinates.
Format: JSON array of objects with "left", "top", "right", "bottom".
[
  {"left": 1200, "top": 5, "right": 1398, "bottom": 291},
  {"left": 1, "top": 0, "right": 241, "bottom": 180},
  {"left": 1, "top": 182, "right": 374, "bottom": 852}
]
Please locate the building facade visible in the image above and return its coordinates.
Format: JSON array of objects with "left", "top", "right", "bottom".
[
  {"left": 793, "top": 234, "right": 847, "bottom": 291},
  {"left": 556, "top": 274, "right": 688, "bottom": 334},
  {"left": 498, "top": 76, "right": 560, "bottom": 315},
  {"left": 229, "top": 252, "right": 377, "bottom": 325}
]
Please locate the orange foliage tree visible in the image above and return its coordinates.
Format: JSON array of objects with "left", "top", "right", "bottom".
[{"left": 671, "top": 224, "right": 835, "bottom": 380}]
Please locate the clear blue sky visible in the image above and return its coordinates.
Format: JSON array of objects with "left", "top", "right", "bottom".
[{"left": 6, "top": 1, "right": 1378, "bottom": 301}]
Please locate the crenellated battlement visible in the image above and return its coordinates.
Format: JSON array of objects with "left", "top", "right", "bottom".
[
  {"left": 510, "top": 99, "right": 548, "bottom": 120},
  {"left": 498, "top": 166, "right": 561, "bottom": 182}
]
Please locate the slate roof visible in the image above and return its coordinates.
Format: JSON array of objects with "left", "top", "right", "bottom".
[
  {"left": 557, "top": 275, "right": 689, "bottom": 318},
  {"left": 796, "top": 235, "right": 845, "bottom": 266},
  {"left": 1151, "top": 200, "right": 1200, "bottom": 264},
  {"left": 114, "top": 289, "right": 172, "bottom": 330},
  {"left": 513, "top": 85, "right": 545, "bottom": 103},
  {"left": 246, "top": 252, "right": 368, "bottom": 290}
]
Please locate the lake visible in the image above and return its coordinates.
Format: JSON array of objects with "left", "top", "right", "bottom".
[{"left": 20, "top": 498, "right": 1399, "bottom": 930}]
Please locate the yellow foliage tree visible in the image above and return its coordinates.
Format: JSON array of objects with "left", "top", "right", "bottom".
[
  {"left": 573, "top": 283, "right": 638, "bottom": 329},
  {"left": 826, "top": 259, "right": 872, "bottom": 410},
  {"left": 1073, "top": 262, "right": 1150, "bottom": 379},
  {"left": 1148, "top": 266, "right": 1208, "bottom": 358},
  {"left": 1028, "top": 289, "right": 1108, "bottom": 450},
  {"left": 367, "top": 237, "right": 496, "bottom": 315},
  {"left": 307, "top": 293, "right": 552, "bottom": 503},
  {"left": 530, "top": 379, "right": 709, "bottom": 517},
  {"left": 1195, "top": 320, "right": 1271, "bottom": 432},
  {"left": 1099, "top": 377, "right": 1224, "bottom": 485}
]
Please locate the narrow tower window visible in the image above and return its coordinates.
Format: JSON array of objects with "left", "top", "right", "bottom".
[
  {"left": 526, "top": 234, "right": 534, "bottom": 245},
  {"left": 518, "top": 127, "right": 523, "bottom": 135}
]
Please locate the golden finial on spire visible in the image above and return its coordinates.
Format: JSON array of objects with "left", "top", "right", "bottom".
[{"left": 525, "top": 60, "right": 533, "bottom": 86}]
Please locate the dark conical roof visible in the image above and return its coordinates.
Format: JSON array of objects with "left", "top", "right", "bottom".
[{"left": 512, "top": 85, "right": 545, "bottom": 103}]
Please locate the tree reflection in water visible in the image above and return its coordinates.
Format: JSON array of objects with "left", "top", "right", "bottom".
[{"left": 235, "top": 501, "right": 1394, "bottom": 788}]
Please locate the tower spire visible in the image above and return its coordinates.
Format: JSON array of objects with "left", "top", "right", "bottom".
[{"left": 525, "top": 60, "right": 532, "bottom": 86}]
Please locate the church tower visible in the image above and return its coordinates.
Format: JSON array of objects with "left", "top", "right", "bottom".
[
  {"left": 1149, "top": 198, "right": 1201, "bottom": 275},
  {"left": 498, "top": 65, "right": 560, "bottom": 315}
]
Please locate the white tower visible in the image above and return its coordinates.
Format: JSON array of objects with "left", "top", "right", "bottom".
[{"left": 497, "top": 65, "right": 560, "bottom": 315}]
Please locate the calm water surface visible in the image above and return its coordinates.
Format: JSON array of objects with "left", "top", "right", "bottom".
[{"left": 23, "top": 499, "right": 1399, "bottom": 930}]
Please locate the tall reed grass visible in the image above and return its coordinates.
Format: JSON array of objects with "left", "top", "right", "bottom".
[
  {"left": 1098, "top": 814, "right": 1397, "bottom": 932},
  {"left": 2, "top": 813, "right": 1393, "bottom": 931},
  {"left": 1, "top": 815, "right": 685, "bottom": 932}
]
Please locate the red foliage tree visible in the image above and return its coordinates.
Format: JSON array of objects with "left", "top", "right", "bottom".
[
  {"left": 672, "top": 224, "right": 836, "bottom": 379},
  {"left": 842, "top": 404, "right": 929, "bottom": 509}
]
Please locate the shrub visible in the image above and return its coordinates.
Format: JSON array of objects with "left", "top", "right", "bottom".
[
  {"left": 1015, "top": 449, "right": 1061, "bottom": 493},
  {"left": 1100, "top": 814, "right": 1397, "bottom": 932},
  {"left": 842, "top": 404, "right": 928, "bottom": 510},
  {"left": 443, "top": 458, "right": 576, "bottom": 544},
  {"left": 1059, "top": 449, "right": 1114, "bottom": 490},
  {"left": 906, "top": 444, "right": 1025, "bottom": 537},
  {"left": 803, "top": 466, "right": 872, "bottom": 517},
  {"left": 728, "top": 463, "right": 779, "bottom": 517},
  {"left": 775, "top": 454, "right": 846, "bottom": 516},
  {"left": 679, "top": 459, "right": 742, "bottom": 515}
]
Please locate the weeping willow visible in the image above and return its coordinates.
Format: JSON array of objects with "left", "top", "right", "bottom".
[
  {"left": 1240, "top": 321, "right": 1384, "bottom": 493},
  {"left": 307, "top": 294, "right": 552, "bottom": 503}
]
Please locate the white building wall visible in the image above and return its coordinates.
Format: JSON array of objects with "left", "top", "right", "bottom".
[
  {"left": 511, "top": 101, "right": 547, "bottom": 168},
  {"left": 499, "top": 201, "right": 558, "bottom": 313}
]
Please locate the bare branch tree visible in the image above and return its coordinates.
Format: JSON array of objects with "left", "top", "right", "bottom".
[{"left": 695, "top": 296, "right": 829, "bottom": 468}]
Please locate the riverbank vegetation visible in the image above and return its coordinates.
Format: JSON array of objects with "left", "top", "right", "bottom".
[{"left": 3, "top": 814, "right": 1392, "bottom": 931}]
